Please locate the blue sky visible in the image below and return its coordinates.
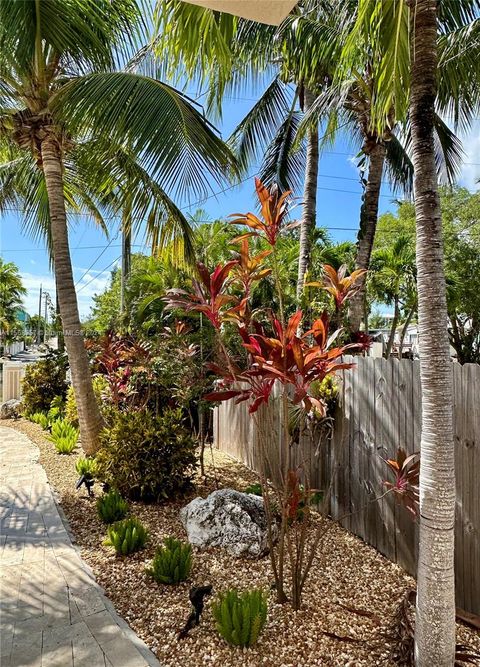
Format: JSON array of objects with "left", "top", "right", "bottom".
[{"left": 1, "top": 92, "right": 479, "bottom": 320}]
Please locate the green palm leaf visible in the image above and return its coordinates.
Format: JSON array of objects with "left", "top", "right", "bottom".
[
  {"left": 53, "top": 72, "right": 238, "bottom": 199},
  {"left": 229, "top": 77, "right": 293, "bottom": 173}
]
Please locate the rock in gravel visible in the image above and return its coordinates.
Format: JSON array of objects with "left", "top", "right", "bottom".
[
  {"left": 0, "top": 399, "right": 21, "bottom": 419},
  {"left": 180, "top": 488, "right": 275, "bottom": 558}
]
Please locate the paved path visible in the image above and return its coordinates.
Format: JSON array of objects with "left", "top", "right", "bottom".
[{"left": 0, "top": 426, "right": 160, "bottom": 667}]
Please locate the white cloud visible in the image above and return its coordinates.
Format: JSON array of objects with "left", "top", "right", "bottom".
[{"left": 20, "top": 262, "right": 116, "bottom": 321}]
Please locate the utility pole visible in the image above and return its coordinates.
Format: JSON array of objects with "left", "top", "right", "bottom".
[
  {"left": 37, "top": 284, "right": 42, "bottom": 345},
  {"left": 43, "top": 292, "right": 51, "bottom": 344}
]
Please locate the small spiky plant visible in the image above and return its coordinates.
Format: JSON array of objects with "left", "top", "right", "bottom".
[
  {"left": 105, "top": 517, "right": 148, "bottom": 556},
  {"left": 29, "top": 412, "right": 49, "bottom": 430},
  {"left": 212, "top": 589, "right": 268, "bottom": 647},
  {"left": 49, "top": 419, "right": 79, "bottom": 454},
  {"left": 146, "top": 536, "right": 192, "bottom": 585},
  {"left": 97, "top": 489, "right": 128, "bottom": 524}
]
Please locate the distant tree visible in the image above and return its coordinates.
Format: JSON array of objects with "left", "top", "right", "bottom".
[
  {"left": 369, "top": 235, "right": 416, "bottom": 357},
  {"left": 374, "top": 188, "right": 480, "bottom": 364},
  {"left": 0, "top": 258, "right": 26, "bottom": 349}
]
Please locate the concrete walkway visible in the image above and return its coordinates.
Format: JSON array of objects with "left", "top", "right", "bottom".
[{"left": 0, "top": 426, "right": 160, "bottom": 667}]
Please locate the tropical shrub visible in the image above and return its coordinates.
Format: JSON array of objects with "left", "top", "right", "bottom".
[
  {"left": 146, "top": 536, "right": 192, "bottom": 585},
  {"left": 95, "top": 407, "right": 197, "bottom": 502},
  {"left": 47, "top": 395, "right": 65, "bottom": 423},
  {"left": 212, "top": 589, "right": 268, "bottom": 647},
  {"left": 96, "top": 489, "right": 129, "bottom": 524},
  {"left": 21, "top": 353, "right": 68, "bottom": 415},
  {"left": 49, "top": 419, "right": 79, "bottom": 454},
  {"left": 65, "top": 375, "right": 109, "bottom": 428},
  {"left": 29, "top": 411, "right": 50, "bottom": 430},
  {"left": 310, "top": 376, "right": 339, "bottom": 417},
  {"left": 105, "top": 517, "right": 148, "bottom": 555}
]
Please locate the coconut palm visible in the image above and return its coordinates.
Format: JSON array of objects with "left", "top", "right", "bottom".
[
  {"left": 0, "top": 0, "right": 235, "bottom": 453},
  {"left": 409, "top": 4, "right": 455, "bottom": 664},
  {"left": 346, "top": 0, "right": 480, "bottom": 663},
  {"left": 156, "top": 0, "right": 464, "bottom": 320},
  {"left": 0, "top": 257, "right": 26, "bottom": 350}
]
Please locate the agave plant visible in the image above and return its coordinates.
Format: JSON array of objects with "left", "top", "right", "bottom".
[
  {"left": 104, "top": 517, "right": 148, "bottom": 556},
  {"left": 29, "top": 412, "right": 49, "bottom": 430},
  {"left": 97, "top": 490, "right": 129, "bottom": 524},
  {"left": 49, "top": 419, "right": 79, "bottom": 454},
  {"left": 146, "top": 536, "right": 192, "bottom": 585},
  {"left": 212, "top": 588, "right": 268, "bottom": 647}
]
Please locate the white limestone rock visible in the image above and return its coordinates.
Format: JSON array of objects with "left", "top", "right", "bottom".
[
  {"left": 0, "top": 399, "right": 21, "bottom": 419},
  {"left": 180, "top": 488, "right": 274, "bottom": 558}
]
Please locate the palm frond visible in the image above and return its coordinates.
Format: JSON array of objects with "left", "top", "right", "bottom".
[
  {"left": 229, "top": 77, "right": 293, "bottom": 173},
  {"left": 384, "top": 134, "right": 414, "bottom": 196},
  {"left": 53, "top": 72, "right": 238, "bottom": 201},
  {"left": 341, "top": 0, "right": 410, "bottom": 132},
  {"left": 433, "top": 114, "right": 464, "bottom": 185},
  {"left": 0, "top": 0, "right": 143, "bottom": 77},
  {"left": 259, "top": 109, "right": 305, "bottom": 193},
  {"left": 437, "top": 18, "right": 480, "bottom": 133}
]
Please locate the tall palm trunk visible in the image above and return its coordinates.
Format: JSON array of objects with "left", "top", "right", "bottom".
[
  {"left": 296, "top": 89, "right": 319, "bottom": 302},
  {"left": 349, "top": 141, "right": 386, "bottom": 331},
  {"left": 120, "top": 217, "right": 132, "bottom": 319},
  {"left": 385, "top": 295, "right": 400, "bottom": 358},
  {"left": 40, "top": 133, "right": 104, "bottom": 455},
  {"left": 409, "top": 1, "right": 456, "bottom": 664},
  {"left": 398, "top": 303, "right": 416, "bottom": 359}
]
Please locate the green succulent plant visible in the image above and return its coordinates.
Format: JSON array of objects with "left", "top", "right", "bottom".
[
  {"left": 104, "top": 517, "right": 148, "bottom": 556},
  {"left": 49, "top": 419, "right": 79, "bottom": 454},
  {"left": 146, "top": 536, "right": 192, "bottom": 585},
  {"left": 97, "top": 489, "right": 129, "bottom": 524},
  {"left": 29, "top": 411, "right": 49, "bottom": 430},
  {"left": 212, "top": 589, "right": 268, "bottom": 647}
]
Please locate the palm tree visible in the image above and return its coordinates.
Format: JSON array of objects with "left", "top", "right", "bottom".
[
  {"left": 0, "top": 0, "right": 235, "bottom": 453},
  {"left": 0, "top": 258, "right": 26, "bottom": 351},
  {"left": 157, "top": 0, "right": 463, "bottom": 323},
  {"left": 369, "top": 235, "right": 416, "bottom": 357},
  {"left": 408, "top": 2, "right": 455, "bottom": 663},
  {"left": 347, "top": 0, "right": 480, "bottom": 662}
]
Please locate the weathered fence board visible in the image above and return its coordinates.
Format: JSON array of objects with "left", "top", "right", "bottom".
[{"left": 213, "top": 356, "right": 480, "bottom": 616}]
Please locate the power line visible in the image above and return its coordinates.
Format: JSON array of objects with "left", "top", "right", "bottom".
[
  {"left": 76, "top": 256, "right": 121, "bottom": 294},
  {"left": 73, "top": 231, "right": 120, "bottom": 287}
]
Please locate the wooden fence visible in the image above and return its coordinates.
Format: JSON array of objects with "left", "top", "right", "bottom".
[{"left": 213, "top": 356, "right": 480, "bottom": 616}]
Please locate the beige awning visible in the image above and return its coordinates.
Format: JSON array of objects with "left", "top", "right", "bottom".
[{"left": 182, "top": 0, "right": 298, "bottom": 25}]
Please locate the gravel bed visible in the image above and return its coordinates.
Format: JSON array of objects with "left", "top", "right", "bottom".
[{"left": 5, "top": 419, "right": 479, "bottom": 666}]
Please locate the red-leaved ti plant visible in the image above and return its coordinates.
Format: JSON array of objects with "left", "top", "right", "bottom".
[
  {"left": 164, "top": 260, "right": 238, "bottom": 330},
  {"left": 85, "top": 332, "right": 152, "bottom": 405},
  {"left": 383, "top": 447, "right": 420, "bottom": 518},
  {"left": 307, "top": 264, "right": 367, "bottom": 311},
  {"left": 230, "top": 237, "right": 272, "bottom": 295},
  {"left": 205, "top": 310, "right": 356, "bottom": 414},
  {"left": 229, "top": 178, "right": 291, "bottom": 246},
  {"left": 163, "top": 178, "right": 366, "bottom": 610},
  {"left": 349, "top": 330, "right": 374, "bottom": 352}
]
